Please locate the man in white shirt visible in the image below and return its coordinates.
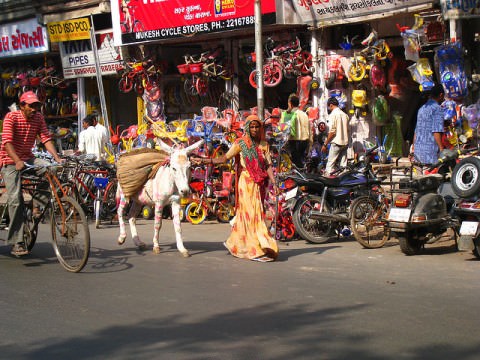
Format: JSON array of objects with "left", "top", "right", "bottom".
[
  {"left": 77, "top": 114, "right": 106, "bottom": 161},
  {"left": 322, "top": 97, "right": 350, "bottom": 176},
  {"left": 93, "top": 115, "right": 109, "bottom": 160}
]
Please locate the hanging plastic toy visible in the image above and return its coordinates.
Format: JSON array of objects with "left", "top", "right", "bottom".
[
  {"left": 435, "top": 42, "right": 468, "bottom": 100},
  {"left": 407, "top": 58, "right": 435, "bottom": 92}
]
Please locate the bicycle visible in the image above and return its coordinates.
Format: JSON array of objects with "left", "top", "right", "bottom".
[
  {"left": 178, "top": 57, "right": 208, "bottom": 96},
  {"left": 346, "top": 31, "right": 392, "bottom": 82},
  {"left": 60, "top": 155, "right": 118, "bottom": 228},
  {"left": 0, "top": 161, "right": 90, "bottom": 272},
  {"left": 185, "top": 170, "right": 235, "bottom": 224},
  {"left": 120, "top": 1, "right": 145, "bottom": 33},
  {"left": 350, "top": 191, "right": 391, "bottom": 249},
  {"left": 249, "top": 37, "right": 314, "bottom": 88}
]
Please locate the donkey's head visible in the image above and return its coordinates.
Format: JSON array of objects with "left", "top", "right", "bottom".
[{"left": 158, "top": 139, "right": 204, "bottom": 197}]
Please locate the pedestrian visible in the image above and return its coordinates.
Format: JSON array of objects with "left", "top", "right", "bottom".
[
  {"left": 322, "top": 96, "right": 350, "bottom": 176},
  {"left": 280, "top": 93, "right": 313, "bottom": 169},
  {"left": 76, "top": 114, "right": 106, "bottom": 161},
  {"left": 0, "top": 91, "right": 63, "bottom": 256},
  {"left": 411, "top": 84, "right": 445, "bottom": 170},
  {"left": 192, "top": 115, "right": 279, "bottom": 262}
]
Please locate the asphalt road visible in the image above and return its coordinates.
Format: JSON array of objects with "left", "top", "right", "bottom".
[{"left": 1, "top": 220, "right": 479, "bottom": 360}]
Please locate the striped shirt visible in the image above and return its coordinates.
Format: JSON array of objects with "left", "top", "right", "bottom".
[{"left": 0, "top": 110, "right": 52, "bottom": 166}]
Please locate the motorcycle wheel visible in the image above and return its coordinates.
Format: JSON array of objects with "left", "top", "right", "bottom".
[
  {"left": 397, "top": 231, "right": 423, "bottom": 255},
  {"left": 350, "top": 196, "right": 389, "bottom": 249},
  {"left": 451, "top": 157, "right": 480, "bottom": 198},
  {"left": 292, "top": 195, "right": 335, "bottom": 244}
]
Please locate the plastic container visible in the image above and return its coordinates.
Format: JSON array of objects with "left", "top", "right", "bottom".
[
  {"left": 189, "top": 63, "right": 204, "bottom": 74},
  {"left": 177, "top": 64, "right": 190, "bottom": 74}
]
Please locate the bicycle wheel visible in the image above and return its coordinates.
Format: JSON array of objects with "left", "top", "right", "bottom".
[
  {"left": 216, "top": 200, "right": 234, "bottom": 223},
  {"left": 133, "top": 20, "right": 145, "bottom": 33},
  {"left": 50, "top": 196, "right": 90, "bottom": 273},
  {"left": 186, "top": 202, "right": 207, "bottom": 224},
  {"left": 195, "top": 77, "right": 208, "bottom": 96},
  {"left": 292, "top": 195, "right": 334, "bottom": 244},
  {"left": 348, "top": 61, "right": 366, "bottom": 82},
  {"left": 263, "top": 62, "right": 283, "bottom": 87},
  {"left": 23, "top": 205, "right": 38, "bottom": 251},
  {"left": 184, "top": 78, "right": 197, "bottom": 96},
  {"left": 102, "top": 181, "right": 118, "bottom": 221},
  {"left": 350, "top": 196, "right": 389, "bottom": 249},
  {"left": 249, "top": 70, "right": 259, "bottom": 89},
  {"left": 119, "top": 76, "right": 133, "bottom": 93}
]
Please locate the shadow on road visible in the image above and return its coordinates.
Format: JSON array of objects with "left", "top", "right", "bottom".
[{"left": 2, "top": 301, "right": 479, "bottom": 360}]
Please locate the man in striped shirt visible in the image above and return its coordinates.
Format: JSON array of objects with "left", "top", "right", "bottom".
[{"left": 0, "top": 91, "right": 63, "bottom": 257}]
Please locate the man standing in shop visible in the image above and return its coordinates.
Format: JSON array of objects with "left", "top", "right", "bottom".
[
  {"left": 280, "top": 93, "right": 313, "bottom": 169},
  {"left": 411, "top": 84, "right": 445, "bottom": 170},
  {"left": 322, "top": 96, "right": 350, "bottom": 176},
  {"left": 0, "top": 91, "right": 63, "bottom": 256},
  {"left": 77, "top": 114, "right": 106, "bottom": 161}
]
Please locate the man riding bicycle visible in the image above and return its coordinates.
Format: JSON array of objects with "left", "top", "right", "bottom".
[{"left": 0, "top": 91, "right": 63, "bottom": 257}]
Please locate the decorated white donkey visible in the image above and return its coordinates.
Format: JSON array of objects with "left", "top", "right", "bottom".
[{"left": 116, "top": 139, "right": 204, "bottom": 257}]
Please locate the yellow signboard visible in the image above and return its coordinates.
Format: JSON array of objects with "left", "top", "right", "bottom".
[{"left": 47, "top": 18, "right": 91, "bottom": 42}]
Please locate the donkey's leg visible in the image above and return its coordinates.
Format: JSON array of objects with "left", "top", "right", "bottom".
[
  {"left": 171, "top": 198, "right": 189, "bottom": 257},
  {"left": 128, "top": 202, "right": 146, "bottom": 250},
  {"left": 117, "top": 194, "right": 128, "bottom": 245},
  {"left": 152, "top": 200, "right": 164, "bottom": 254}
]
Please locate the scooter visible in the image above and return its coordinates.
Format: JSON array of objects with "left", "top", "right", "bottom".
[
  {"left": 386, "top": 149, "right": 462, "bottom": 255},
  {"left": 449, "top": 151, "right": 480, "bottom": 258}
]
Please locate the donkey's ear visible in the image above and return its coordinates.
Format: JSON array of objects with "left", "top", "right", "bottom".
[
  {"left": 185, "top": 139, "right": 205, "bottom": 154},
  {"left": 157, "top": 139, "right": 173, "bottom": 153}
]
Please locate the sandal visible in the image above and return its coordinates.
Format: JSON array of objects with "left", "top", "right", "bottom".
[
  {"left": 251, "top": 255, "right": 275, "bottom": 263},
  {"left": 11, "top": 243, "right": 29, "bottom": 257}
]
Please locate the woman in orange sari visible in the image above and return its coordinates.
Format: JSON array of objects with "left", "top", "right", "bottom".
[{"left": 194, "top": 115, "right": 279, "bottom": 262}]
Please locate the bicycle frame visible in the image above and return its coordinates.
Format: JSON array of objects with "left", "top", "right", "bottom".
[{"left": 0, "top": 161, "right": 90, "bottom": 272}]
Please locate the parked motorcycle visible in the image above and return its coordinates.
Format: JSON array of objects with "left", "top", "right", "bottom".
[
  {"left": 386, "top": 149, "right": 463, "bottom": 255},
  {"left": 288, "top": 145, "right": 383, "bottom": 243}
]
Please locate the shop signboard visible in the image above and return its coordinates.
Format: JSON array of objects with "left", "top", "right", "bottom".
[
  {"left": 59, "top": 31, "right": 123, "bottom": 79},
  {"left": 110, "top": 0, "right": 276, "bottom": 46},
  {"left": 440, "top": 0, "right": 480, "bottom": 19},
  {"left": 282, "top": 0, "right": 433, "bottom": 26},
  {"left": 47, "top": 18, "right": 91, "bottom": 42},
  {"left": 0, "top": 18, "right": 49, "bottom": 58}
]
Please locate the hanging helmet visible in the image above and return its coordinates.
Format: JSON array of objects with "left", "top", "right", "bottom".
[
  {"left": 352, "top": 89, "right": 367, "bottom": 108},
  {"left": 370, "top": 64, "right": 386, "bottom": 89},
  {"left": 372, "top": 95, "right": 389, "bottom": 125}
]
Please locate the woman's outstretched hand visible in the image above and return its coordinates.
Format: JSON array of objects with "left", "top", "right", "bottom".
[{"left": 191, "top": 156, "right": 203, "bottom": 166}]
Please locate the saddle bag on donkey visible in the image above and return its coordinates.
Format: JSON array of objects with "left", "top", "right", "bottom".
[{"left": 117, "top": 148, "right": 168, "bottom": 197}]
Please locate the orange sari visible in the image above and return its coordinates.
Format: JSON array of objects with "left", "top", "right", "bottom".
[{"left": 224, "top": 140, "right": 278, "bottom": 260}]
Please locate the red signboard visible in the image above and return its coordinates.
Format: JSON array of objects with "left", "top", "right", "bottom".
[{"left": 111, "top": 0, "right": 276, "bottom": 45}]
